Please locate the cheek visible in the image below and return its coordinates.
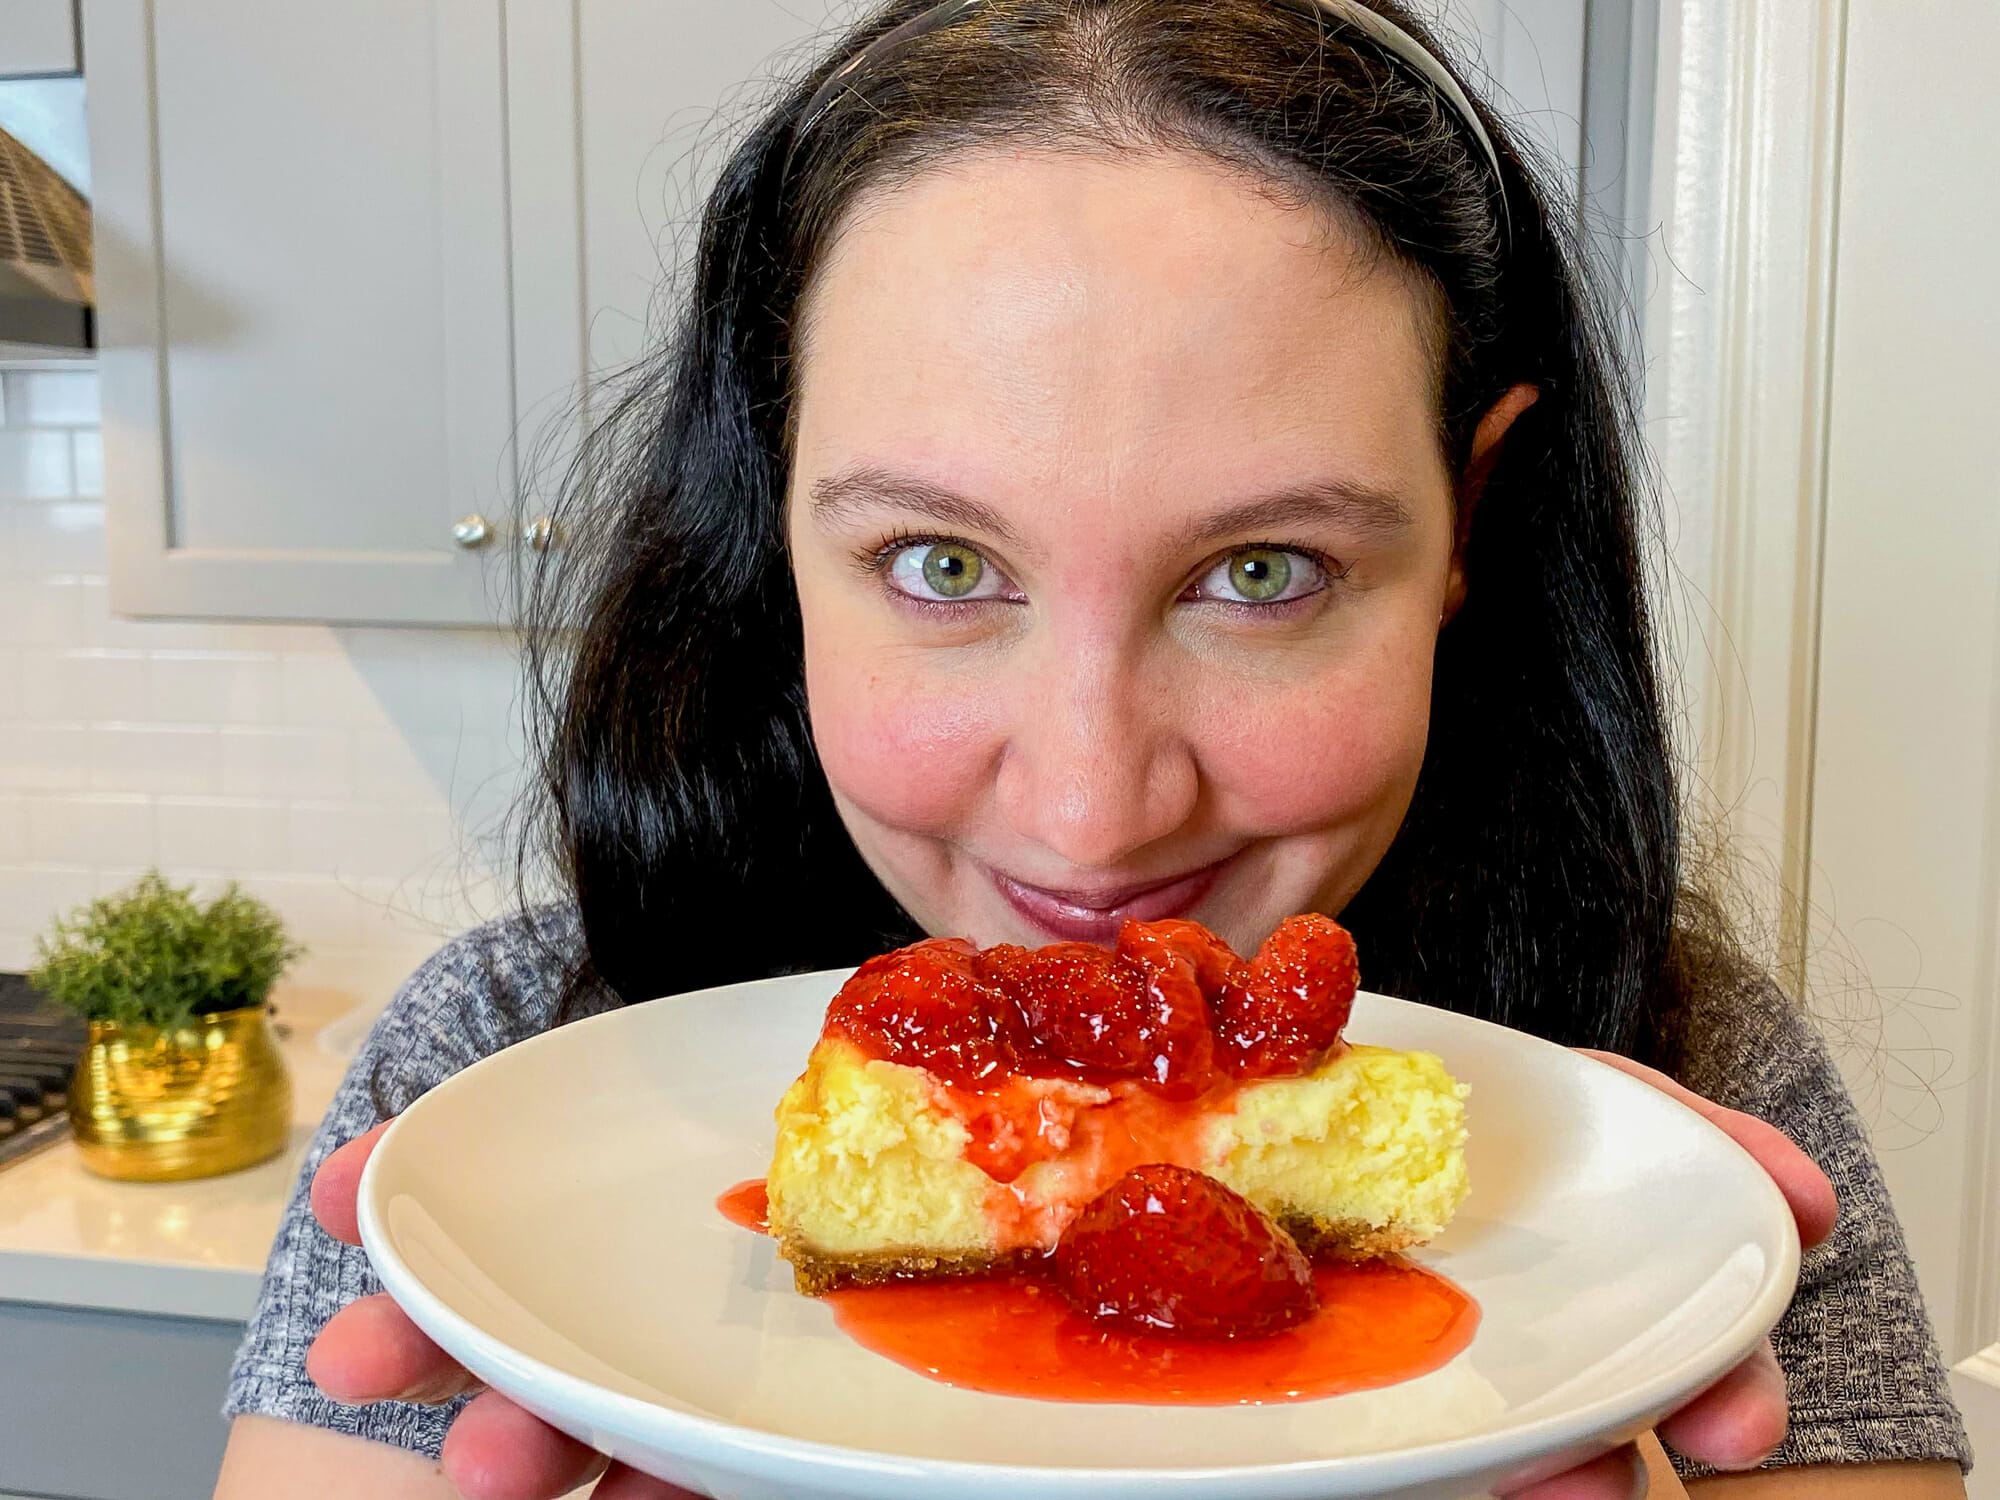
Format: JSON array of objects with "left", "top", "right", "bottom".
[
  {"left": 1197, "top": 640, "right": 1434, "bottom": 835},
  {"left": 804, "top": 637, "right": 1000, "bottom": 836}
]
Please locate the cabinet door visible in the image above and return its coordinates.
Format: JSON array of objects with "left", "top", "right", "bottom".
[
  {"left": 506, "top": 0, "right": 858, "bottom": 485},
  {"left": 0, "top": 0, "right": 80, "bottom": 77},
  {"left": 88, "top": 0, "right": 515, "bottom": 625}
]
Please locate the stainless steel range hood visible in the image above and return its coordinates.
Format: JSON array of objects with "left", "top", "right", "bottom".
[{"left": 0, "top": 124, "right": 91, "bottom": 350}]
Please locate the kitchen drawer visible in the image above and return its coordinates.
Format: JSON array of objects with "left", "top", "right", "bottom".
[{"left": 0, "top": 1300, "right": 240, "bottom": 1500}]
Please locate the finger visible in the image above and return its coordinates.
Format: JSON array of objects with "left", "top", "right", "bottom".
[
  {"left": 310, "top": 1119, "right": 394, "bottom": 1245},
  {"left": 593, "top": 1462, "right": 709, "bottom": 1500},
  {"left": 1577, "top": 1051, "right": 1838, "bottom": 1248},
  {"left": 1656, "top": 1337, "right": 1788, "bottom": 1470},
  {"left": 306, "top": 1293, "right": 481, "bottom": 1405},
  {"left": 1495, "top": 1441, "right": 1647, "bottom": 1499},
  {"left": 441, "top": 1390, "right": 609, "bottom": 1500}
]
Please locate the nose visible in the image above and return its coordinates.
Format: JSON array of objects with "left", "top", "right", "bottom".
[{"left": 991, "top": 634, "right": 1201, "bottom": 871}]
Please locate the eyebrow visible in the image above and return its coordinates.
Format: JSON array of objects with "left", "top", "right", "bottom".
[
  {"left": 808, "top": 466, "right": 1023, "bottom": 548},
  {"left": 1172, "top": 481, "right": 1416, "bottom": 552},
  {"left": 807, "top": 465, "right": 1415, "bottom": 552}
]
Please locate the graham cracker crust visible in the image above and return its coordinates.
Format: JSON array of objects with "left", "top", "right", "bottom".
[
  {"left": 777, "top": 1236, "right": 1036, "bottom": 1296},
  {"left": 777, "top": 1212, "right": 1427, "bottom": 1296},
  {"left": 1277, "top": 1213, "right": 1427, "bottom": 1263}
]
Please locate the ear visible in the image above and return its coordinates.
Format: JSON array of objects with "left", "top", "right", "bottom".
[{"left": 1442, "top": 383, "right": 1540, "bottom": 622}]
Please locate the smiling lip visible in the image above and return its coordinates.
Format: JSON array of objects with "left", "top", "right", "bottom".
[{"left": 987, "top": 858, "right": 1232, "bottom": 945}]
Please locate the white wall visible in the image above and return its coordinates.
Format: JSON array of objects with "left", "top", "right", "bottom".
[
  {"left": 1642, "top": 5, "right": 2000, "bottom": 1474},
  {"left": 1807, "top": 0, "right": 2000, "bottom": 1379},
  {"left": 0, "top": 363, "right": 529, "bottom": 1013}
]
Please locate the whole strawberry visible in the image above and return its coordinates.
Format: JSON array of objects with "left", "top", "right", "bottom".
[
  {"left": 1053, "top": 1164, "right": 1317, "bottom": 1339},
  {"left": 1213, "top": 913, "right": 1358, "bottom": 1078},
  {"left": 824, "top": 938, "right": 1015, "bottom": 1087}
]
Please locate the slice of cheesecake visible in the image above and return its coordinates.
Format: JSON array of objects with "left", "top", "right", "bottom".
[{"left": 766, "top": 916, "right": 1469, "bottom": 1295}]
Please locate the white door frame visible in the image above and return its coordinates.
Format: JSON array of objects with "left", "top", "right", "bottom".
[{"left": 1645, "top": 0, "right": 2000, "bottom": 1371}]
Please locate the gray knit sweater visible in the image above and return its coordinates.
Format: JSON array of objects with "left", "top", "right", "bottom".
[{"left": 223, "top": 908, "right": 1974, "bottom": 1479}]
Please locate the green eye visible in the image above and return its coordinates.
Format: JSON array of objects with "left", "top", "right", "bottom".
[
  {"left": 921, "top": 544, "right": 984, "bottom": 598},
  {"left": 1227, "top": 549, "right": 1292, "bottom": 601}
]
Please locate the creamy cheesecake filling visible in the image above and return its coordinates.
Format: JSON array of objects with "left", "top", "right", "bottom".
[{"left": 768, "top": 1037, "right": 1469, "bottom": 1271}]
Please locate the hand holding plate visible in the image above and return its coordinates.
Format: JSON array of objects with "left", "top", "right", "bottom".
[{"left": 305, "top": 1120, "right": 703, "bottom": 1500}]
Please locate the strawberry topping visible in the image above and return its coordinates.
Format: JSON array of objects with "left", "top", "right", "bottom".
[
  {"left": 1213, "top": 914, "right": 1358, "bottom": 1078},
  {"left": 1052, "top": 1164, "right": 1317, "bottom": 1339},
  {"left": 823, "top": 938, "right": 1014, "bottom": 1088},
  {"left": 821, "top": 915, "right": 1357, "bottom": 1093},
  {"left": 976, "top": 937, "right": 1215, "bottom": 1096},
  {"left": 1109, "top": 921, "right": 1218, "bottom": 1098},
  {"left": 1125, "top": 917, "right": 1243, "bottom": 996}
]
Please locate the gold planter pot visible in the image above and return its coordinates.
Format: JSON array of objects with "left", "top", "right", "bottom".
[{"left": 69, "top": 1006, "right": 293, "bottom": 1182}]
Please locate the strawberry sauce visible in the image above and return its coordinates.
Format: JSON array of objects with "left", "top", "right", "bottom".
[
  {"left": 717, "top": 1181, "right": 1478, "bottom": 1405},
  {"left": 826, "top": 1258, "right": 1478, "bottom": 1404},
  {"left": 716, "top": 1178, "right": 770, "bottom": 1233}
]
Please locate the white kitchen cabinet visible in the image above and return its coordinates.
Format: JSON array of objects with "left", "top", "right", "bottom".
[
  {"left": 0, "top": 0, "right": 79, "bottom": 77},
  {"left": 89, "top": 0, "right": 1610, "bottom": 626},
  {"left": 87, "top": 0, "right": 850, "bottom": 626},
  {"left": 88, "top": 0, "right": 516, "bottom": 624},
  {"left": 503, "top": 0, "right": 860, "bottom": 509}
]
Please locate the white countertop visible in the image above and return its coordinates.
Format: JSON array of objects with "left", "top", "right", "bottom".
[{"left": 0, "top": 987, "right": 353, "bottom": 1324}]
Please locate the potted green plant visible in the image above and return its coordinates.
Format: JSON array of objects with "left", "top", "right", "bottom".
[{"left": 30, "top": 871, "right": 302, "bottom": 1182}]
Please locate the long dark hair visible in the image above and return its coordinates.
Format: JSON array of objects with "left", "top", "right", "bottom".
[{"left": 518, "top": 0, "right": 1681, "bottom": 1056}]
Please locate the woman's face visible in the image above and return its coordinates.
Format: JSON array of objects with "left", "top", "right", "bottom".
[{"left": 787, "top": 148, "right": 1505, "bottom": 957}]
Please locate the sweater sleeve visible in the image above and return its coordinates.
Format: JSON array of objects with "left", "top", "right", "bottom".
[
  {"left": 1662, "top": 975, "right": 1973, "bottom": 1478},
  {"left": 222, "top": 908, "right": 602, "bottom": 1457}
]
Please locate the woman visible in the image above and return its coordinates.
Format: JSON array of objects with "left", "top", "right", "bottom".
[{"left": 215, "top": 1, "right": 1973, "bottom": 1495}]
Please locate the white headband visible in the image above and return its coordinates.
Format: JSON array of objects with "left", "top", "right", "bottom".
[{"left": 792, "top": 0, "right": 1507, "bottom": 225}]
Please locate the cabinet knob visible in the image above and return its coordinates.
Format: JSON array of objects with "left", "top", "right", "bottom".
[
  {"left": 522, "top": 514, "right": 561, "bottom": 552},
  {"left": 452, "top": 514, "right": 492, "bottom": 548}
]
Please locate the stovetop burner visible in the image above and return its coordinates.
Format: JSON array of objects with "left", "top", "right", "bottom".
[{"left": 0, "top": 973, "right": 85, "bottom": 1170}]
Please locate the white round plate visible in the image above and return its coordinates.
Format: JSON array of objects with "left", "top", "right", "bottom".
[{"left": 359, "top": 972, "right": 1799, "bottom": 1500}]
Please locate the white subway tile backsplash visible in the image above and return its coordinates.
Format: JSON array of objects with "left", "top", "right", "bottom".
[
  {"left": 90, "top": 724, "right": 222, "bottom": 796},
  {"left": 288, "top": 801, "right": 458, "bottom": 877},
  {"left": 235, "top": 873, "right": 370, "bottom": 949},
  {"left": 90, "top": 864, "right": 156, "bottom": 898},
  {"left": 280, "top": 651, "right": 392, "bottom": 728},
  {"left": 72, "top": 430, "right": 103, "bottom": 499},
  {"left": 349, "top": 728, "right": 444, "bottom": 803},
  {"left": 75, "top": 579, "right": 233, "bottom": 651},
  {"left": 0, "top": 863, "right": 96, "bottom": 946},
  {"left": 0, "top": 368, "right": 527, "bottom": 1010},
  {"left": 0, "top": 428, "right": 74, "bottom": 499},
  {"left": 25, "top": 794, "right": 157, "bottom": 866},
  {"left": 348, "top": 872, "right": 509, "bottom": 957},
  {"left": 2, "top": 369, "right": 101, "bottom": 426},
  {"left": 0, "top": 723, "right": 91, "bottom": 791},
  {"left": 349, "top": 727, "right": 522, "bottom": 805},
  {"left": 219, "top": 725, "right": 351, "bottom": 799},
  {"left": 16, "top": 500, "right": 109, "bottom": 575},
  {"left": 0, "top": 793, "right": 26, "bottom": 860},
  {"left": 156, "top": 796, "right": 288, "bottom": 871},
  {"left": 0, "top": 577, "right": 86, "bottom": 644},
  {"left": 150, "top": 652, "right": 284, "bottom": 725},
  {"left": 21, "top": 649, "right": 149, "bottom": 722}
]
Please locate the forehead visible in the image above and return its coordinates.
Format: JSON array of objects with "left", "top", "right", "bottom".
[{"left": 789, "top": 148, "right": 1452, "bottom": 519}]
